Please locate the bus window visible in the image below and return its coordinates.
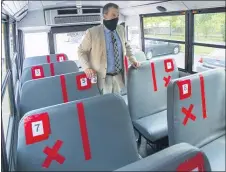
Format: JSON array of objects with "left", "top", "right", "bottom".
[
  {"left": 193, "top": 12, "right": 225, "bottom": 72},
  {"left": 194, "top": 12, "right": 225, "bottom": 46},
  {"left": 127, "top": 26, "right": 140, "bottom": 51},
  {"left": 55, "top": 31, "right": 86, "bottom": 61},
  {"left": 142, "top": 15, "right": 185, "bottom": 69},
  {"left": 2, "top": 23, "right": 7, "bottom": 82},
  {"left": 2, "top": 85, "right": 12, "bottom": 140},
  {"left": 24, "top": 32, "right": 49, "bottom": 58}
]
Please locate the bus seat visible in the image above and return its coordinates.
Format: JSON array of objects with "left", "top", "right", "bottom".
[
  {"left": 20, "top": 60, "right": 79, "bottom": 88},
  {"left": 23, "top": 53, "right": 68, "bottom": 70},
  {"left": 19, "top": 71, "right": 100, "bottom": 118},
  {"left": 17, "top": 94, "right": 211, "bottom": 171},
  {"left": 134, "top": 51, "right": 147, "bottom": 62},
  {"left": 167, "top": 68, "right": 225, "bottom": 171},
  {"left": 127, "top": 57, "right": 179, "bottom": 143}
]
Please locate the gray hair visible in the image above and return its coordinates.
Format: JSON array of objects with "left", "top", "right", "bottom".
[{"left": 102, "top": 3, "right": 119, "bottom": 15}]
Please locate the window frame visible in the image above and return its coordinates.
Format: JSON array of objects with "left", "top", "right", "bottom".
[
  {"left": 1, "top": 14, "right": 20, "bottom": 171},
  {"left": 140, "top": 7, "right": 226, "bottom": 73},
  {"left": 140, "top": 11, "right": 187, "bottom": 72}
]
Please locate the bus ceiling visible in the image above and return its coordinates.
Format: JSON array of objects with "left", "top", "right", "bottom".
[{"left": 2, "top": 1, "right": 225, "bottom": 30}]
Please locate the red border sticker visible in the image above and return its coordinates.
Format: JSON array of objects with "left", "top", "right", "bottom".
[
  {"left": 177, "top": 79, "right": 192, "bottom": 100},
  {"left": 31, "top": 66, "right": 45, "bottom": 79},
  {"left": 164, "top": 59, "right": 174, "bottom": 73},
  {"left": 24, "top": 113, "right": 51, "bottom": 145},
  {"left": 124, "top": 56, "right": 129, "bottom": 74},
  {"left": 177, "top": 152, "right": 205, "bottom": 171},
  {"left": 76, "top": 74, "right": 92, "bottom": 91},
  {"left": 57, "top": 54, "right": 66, "bottom": 62}
]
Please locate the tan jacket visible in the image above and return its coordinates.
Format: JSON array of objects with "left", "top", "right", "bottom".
[{"left": 78, "top": 24, "right": 136, "bottom": 91}]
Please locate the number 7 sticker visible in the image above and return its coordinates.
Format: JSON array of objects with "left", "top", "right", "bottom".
[
  {"left": 24, "top": 113, "right": 51, "bottom": 145},
  {"left": 57, "top": 54, "right": 66, "bottom": 62}
]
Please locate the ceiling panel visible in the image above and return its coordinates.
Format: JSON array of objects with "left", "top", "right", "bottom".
[
  {"left": 121, "top": 1, "right": 187, "bottom": 16},
  {"left": 182, "top": 1, "right": 226, "bottom": 10}
]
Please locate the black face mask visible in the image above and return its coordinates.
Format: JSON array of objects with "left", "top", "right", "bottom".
[{"left": 103, "top": 18, "right": 119, "bottom": 31}]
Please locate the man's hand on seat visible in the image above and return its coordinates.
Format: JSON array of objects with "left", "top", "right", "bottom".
[
  {"left": 84, "top": 68, "right": 96, "bottom": 79},
  {"left": 132, "top": 61, "right": 140, "bottom": 68}
]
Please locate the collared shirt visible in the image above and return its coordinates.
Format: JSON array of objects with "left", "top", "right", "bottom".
[{"left": 104, "top": 27, "right": 123, "bottom": 73}]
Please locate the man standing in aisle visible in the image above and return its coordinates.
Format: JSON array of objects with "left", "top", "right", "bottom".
[{"left": 78, "top": 3, "right": 140, "bottom": 94}]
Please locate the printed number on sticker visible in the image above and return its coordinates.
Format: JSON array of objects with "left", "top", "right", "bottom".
[
  {"left": 32, "top": 121, "right": 44, "bottom": 136},
  {"left": 35, "top": 69, "right": 41, "bottom": 76},
  {"left": 59, "top": 56, "right": 64, "bottom": 62},
  {"left": 80, "top": 78, "right": 88, "bottom": 87},
  {"left": 167, "top": 62, "right": 172, "bottom": 69},
  {"left": 182, "top": 84, "right": 188, "bottom": 94}
]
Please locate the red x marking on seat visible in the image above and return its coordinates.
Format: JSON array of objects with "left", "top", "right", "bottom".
[
  {"left": 42, "top": 140, "right": 65, "bottom": 168},
  {"left": 163, "top": 76, "right": 171, "bottom": 87},
  {"left": 181, "top": 104, "right": 196, "bottom": 126}
]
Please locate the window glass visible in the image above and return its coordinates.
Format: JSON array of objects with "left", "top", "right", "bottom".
[
  {"left": 144, "top": 39, "right": 185, "bottom": 68},
  {"left": 2, "top": 85, "right": 12, "bottom": 140},
  {"left": 24, "top": 32, "right": 49, "bottom": 58},
  {"left": 194, "top": 12, "right": 225, "bottom": 46},
  {"left": 193, "top": 46, "right": 225, "bottom": 72},
  {"left": 127, "top": 26, "right": 140, "bottom": 51},
  {"left": 143, "top": 15, "right": 185, "bottom": 41},
  {"left": 9, "top": 24, "right": 14, "bottom": 59},
  {"left": 2, "top": 23, "right": 7, "bottom": 83},
  {"left": 55, "top": 31, "right": 86, "bottom": 61}
]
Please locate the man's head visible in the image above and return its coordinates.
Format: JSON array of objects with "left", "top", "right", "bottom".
[
  {"left": 103, "top": 3, "right": 119, "bottom": 20},
  {"left": 102, "top": 3, "right": 119, "bottom": 31}
]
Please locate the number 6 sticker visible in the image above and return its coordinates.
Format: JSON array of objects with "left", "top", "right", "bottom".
[
  {"left": 24, "top": 112, "right": 51, "bottom": 145},
  {"left": 177, "top": 79, "right": 192, "bottom": 100}
]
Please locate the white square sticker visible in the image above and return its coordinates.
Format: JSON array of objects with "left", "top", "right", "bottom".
[
  {"left": 59, "top": 56, "right": 64, "bottom": 62},
  {"left": 80, "top": 78, "right": 88, "bottom": 87},
  {"left": 182, "top": 84, "right": 188, "bottom": 94},
  {"left": 167, "top": 62, "right": 172, "bottom": 70},
  {"left": 192, "top": 167, "right": 199, "bottom": 171},
  {"left": 32, "top": 121, "right": 44, "bottom": 137},
  {"left": 35, "top": 69, "right": 41, "bottom": 76}
]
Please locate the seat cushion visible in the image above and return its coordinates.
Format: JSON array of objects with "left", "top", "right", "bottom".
[
  {"left": 200, "top": 135, "right": 225, "bottom": 171},
  {"left": 133, "top": 110, "right": 168, "bottom": 142}
]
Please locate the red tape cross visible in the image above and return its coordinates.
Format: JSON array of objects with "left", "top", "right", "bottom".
[
  {"left": 181, "top": 104, "right": 196, "bottom": 126},
  {"left": 42, "top": 140, "right": 65, "bottom": 168},
  {"left": 163, "top": 76, "right": 171, "bottom": 87},
  {"left": 177, "top": 152, "right": 205, "bottom": 171},
  {"left": 150, "top": 62, "right": 158, "bottom": 91},
  {"left": 76, "top": 102, "right": 92, "bottom": 160}
]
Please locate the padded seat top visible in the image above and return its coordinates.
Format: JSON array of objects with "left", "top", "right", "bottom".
[
  {"left": 23, "top": 53, "right": 68, "bottom": 69},
  {"left": 21, "top": 60, "right": 79, "bottom": 87}
]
